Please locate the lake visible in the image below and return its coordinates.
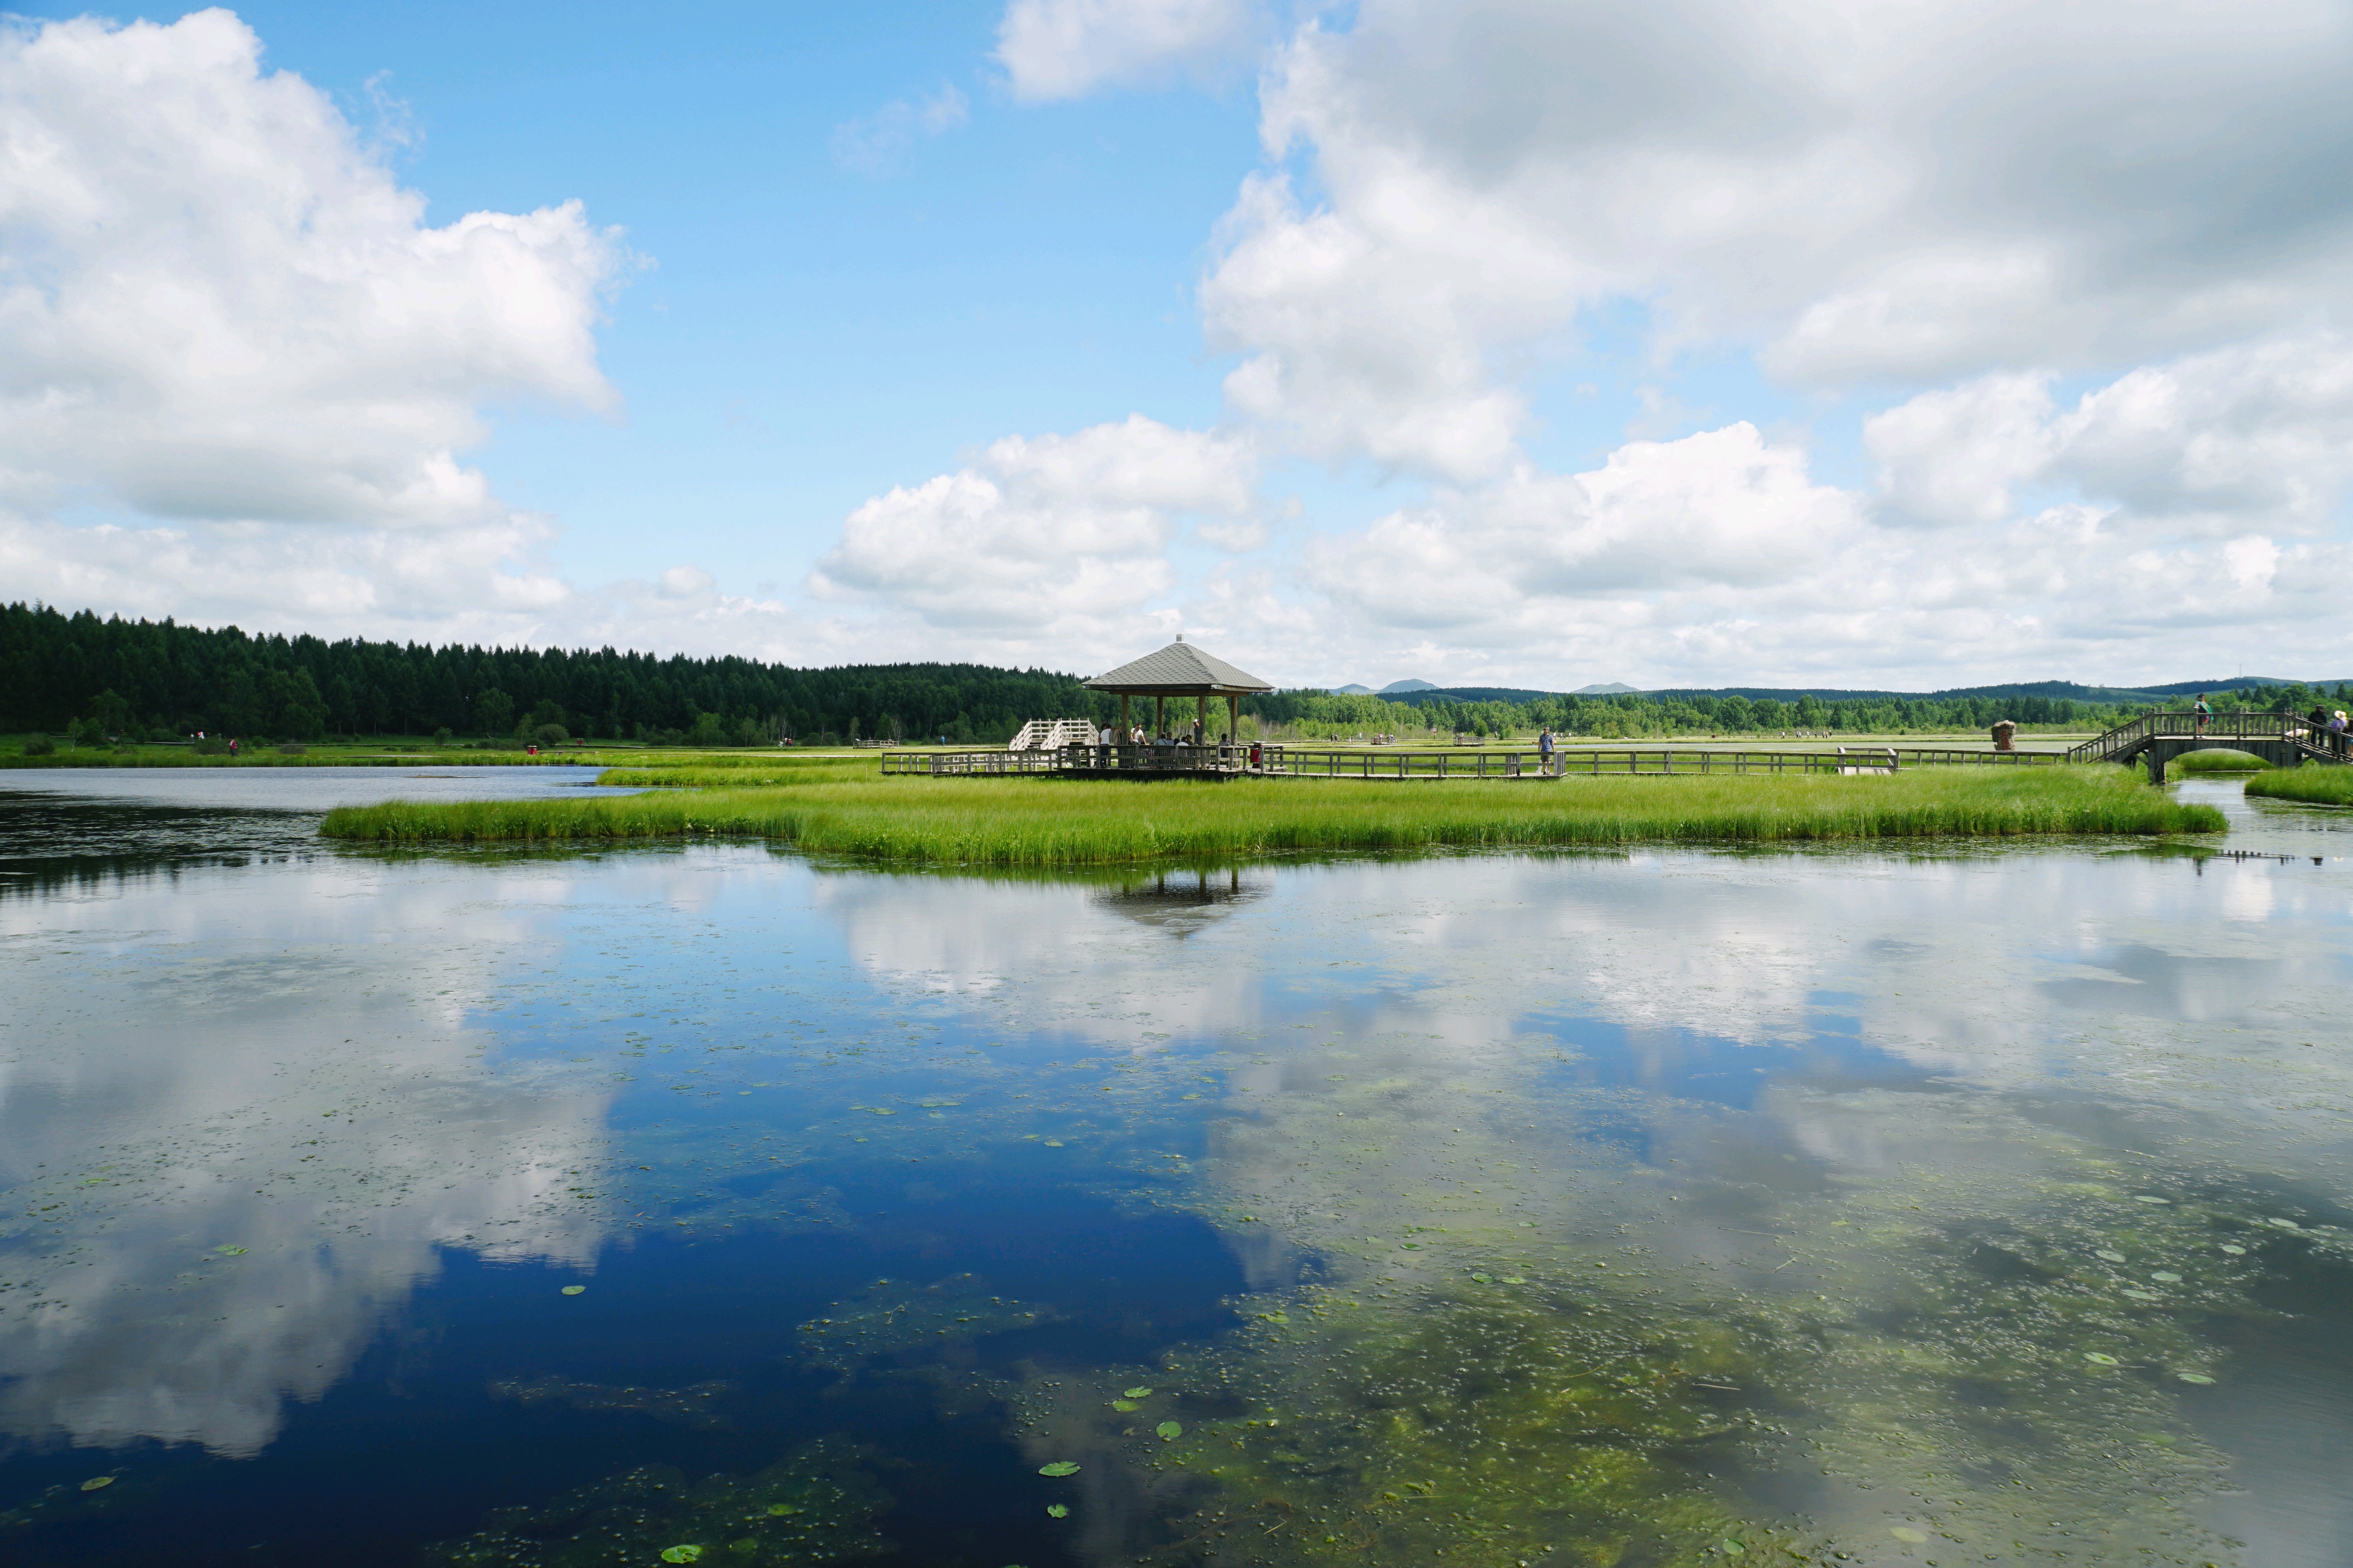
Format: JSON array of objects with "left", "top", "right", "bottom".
[{"left": 2, "top": 768, "right": 2349, "bottom": 1567}]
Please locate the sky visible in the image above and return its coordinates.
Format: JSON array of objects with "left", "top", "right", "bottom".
[{"left": 1, "top": 0, "right": 2349, "bottom": 692}]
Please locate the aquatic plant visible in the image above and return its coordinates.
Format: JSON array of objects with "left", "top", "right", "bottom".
[
  {"left": 319, "top": 768, "right": 2221, "bottom": 863},
  {"left": 2245, "top": 766, "right": 2353, "bottom": 804},
  {"left": 416, "top": 1436, "right": 894, "bottom": 1567}
]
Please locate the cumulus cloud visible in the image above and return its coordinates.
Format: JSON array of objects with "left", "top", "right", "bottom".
[
  {"left": 996, "top": 0, "right": 1259, "bottom": 101},
  {"left": 1871, "top": 338, "right": 2353, "bottom": 538},
  {"left": 1311, "top": 423, "right": 1861, "bottom": 633},
  {"left": 1197, "top": 0, "right": 2353, "bottom": 479},
  {"left": 808, "top": 415, "right": 1257, "bottom": 648},
  {"left": 0, "top": 9, "right": 638, "bottom": 640}
]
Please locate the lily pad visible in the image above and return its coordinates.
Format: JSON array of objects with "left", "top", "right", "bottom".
[
  {"left": 1037, "top": 1462, "right": 1080, "bottom": 1477},
  {"left": 561, "top": 1285, "right": 586, "bottom": 1296},
  {"left": 2268, "top": 1217, "right": 2302, "bottom": 1230},
  {"left": 1469, "top": 1272, "right": 1493, "bottom": 1284},
  {"left": 2095, "top": 1249, "right": 2125, "bottom": 1263},
  {"left": 1721, "top": 1541, "right": 1745, "bottom": 1556},
  {"left": 2084, "top": 1352, "right": 2119, "bottom": 1366},
  {"left": 1045, "top": 1504, "right": 1069, "bottom": 1519},
  {"left": 2178, "top": 1372, "right": 2216, "bottom": 1384},
  {"left": 660, "top": 1547, "right": 704, "bottom": 1564},
  {"left": 2122, "top": 1288, "right": 2158, "bottom": 1300},
  {"left": 1122, "top": 1386, "right": 1154, "bottom": 1399},
  {"left": 1042, "top": 1140, "right": 1065, "bottom": 1148},
  {"left": 2150, "top": 1270, "right": 2180, "bottom": 1283},
  {"left": 2221, "top": 1244, "right": 2247, "bottom": 1256},
  {"left": 765, "top": 1504, "right": 798, "bottom": 1516},
  {"left": 79, "top": 1476, "right": 114, "bottom": 1492},
  {"left": 2134, "top": 1195, "right": 2171, "bottom": 1205},
  {"left": 1111, "top": 1399, "right": 1140, "bottom": 1412},
  {"left": 1891, "top": 1525, "right": 1928, "bottom": 1543},
  {"left": 1156, "top": 1421, "right": 1182, "bottom": 1440},
  {"left": 214, "top": 1245, "right": 247, "bottom": 1256},
  {"left": 1501, "top": 1276, "right": 1526, "bottom": 1285}
]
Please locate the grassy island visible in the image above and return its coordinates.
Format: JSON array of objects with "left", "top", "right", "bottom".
[
  {"left": 2244, "top": 768, "right": 2353, "bottom": 805},
  {"left": 318, "top": 763, "right": 2222, "bottom": 866}
]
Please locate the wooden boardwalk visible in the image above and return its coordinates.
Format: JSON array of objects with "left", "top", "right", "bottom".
[{"left": 882, "top": 741, "right": 2071, "bottom": 780}]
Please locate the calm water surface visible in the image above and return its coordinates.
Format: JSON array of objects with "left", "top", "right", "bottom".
[{"left": 2, "top": 772, "right": 2350, "bottom": 1567}]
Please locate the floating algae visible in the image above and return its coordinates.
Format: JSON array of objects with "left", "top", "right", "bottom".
[
  {"left": 416, "top": 1436, "right": 892, "bottom": 1567},
  {"left": 486, "top": 1373, "right": 733, "bottom": 1429},
  {"left": 794, "top": 1274, "right": 1055, "bottom": 1376}
]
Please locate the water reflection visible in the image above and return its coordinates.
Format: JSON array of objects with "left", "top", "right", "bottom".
[{"left": 1, "top": 775, "right": 2349, "bottom": 1565}]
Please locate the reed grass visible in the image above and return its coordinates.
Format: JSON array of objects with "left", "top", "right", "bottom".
[
  {"left": 319, "top": 766, "right": 2220, "bottom": 865},
  {"left": 2243, "top": 768, "right": 2353, "bottom": 805}
]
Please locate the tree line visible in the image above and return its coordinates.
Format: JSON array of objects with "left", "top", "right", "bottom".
[
  {"left": 1, "top": 603, "right": 1094, "bottom": 746},
  {"left": 11, "top": 602, "right": 2342, "bottom": 748}
]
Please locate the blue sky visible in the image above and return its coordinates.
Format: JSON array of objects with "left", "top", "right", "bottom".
[{"left": 3, "top": 1, "right": 2348, "bottom": 689}]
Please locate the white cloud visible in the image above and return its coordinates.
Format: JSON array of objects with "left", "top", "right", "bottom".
[
  {"left": 1198, "top": 0, "right": 2353, "bottom": 479},
  {"left": 808, "top": 415, "right": 1256, "bottom": 648},
  {"left": 1310, "top": 423, "right": 1863, "bottom": 635},
  {"left": 1871, "top": 338, "right": 2353, "bottom": 539},
  {"left": 0, "top": 9, "right": 622, "bottom": 633},
  {"left": 995, "top": 0, "right": 1259, "bottom": 101},
  {"left": 829, "top": 83, "right": 969, "bottom": 176}
]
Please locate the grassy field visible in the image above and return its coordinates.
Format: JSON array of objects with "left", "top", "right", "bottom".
[
  {"left": 319, "top": 766, "right": 2221, "bottom": 866},
  {"left": 2244, "top": 768, "right": 2353, "bottom": 805}
]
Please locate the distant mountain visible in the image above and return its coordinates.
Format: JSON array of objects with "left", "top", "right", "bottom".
[
  {"left": 1572, "top": 682, "right": 1639, "bottom": 695},
  {"left": 1379, "top": 678, "right": 1437, "bottom": 693},
  {"left": 1383, "top": 686, "right": 1558, "bottom": 706},
  {"left": 1331, "top": 683, "right": 1374, "bottom": 695}
]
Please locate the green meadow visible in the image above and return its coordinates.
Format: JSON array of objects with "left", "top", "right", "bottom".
[
  {"left": 2244, "top": 767, "right": 2353, "bottom": 805},
  {"left": 319, "top": 764, "right": 2222, "bottom": 865}
]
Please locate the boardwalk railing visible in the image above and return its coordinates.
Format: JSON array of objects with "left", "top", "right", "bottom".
[
  {"left": 885, "top": 743, "right": 1245, "bottom": 776},
  {"left": 2069, "top": 710, "right": 2352, "bottom": 764},
  {"left": 1259, "top": 745, "right": 1905, "bottom": 777},
  {"left": 885, "top": 740, "right": 2089, "bottom": 780}
]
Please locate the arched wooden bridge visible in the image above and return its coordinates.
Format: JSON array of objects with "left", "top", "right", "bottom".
[{"left": 2070, "top": 710, "right": 2351, "bottom": 783}]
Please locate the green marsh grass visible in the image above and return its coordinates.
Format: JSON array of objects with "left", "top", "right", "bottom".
[
  {"left": 2244, "top": 767, "right": 2353, "bottom": 805},
  {"left": 2172, "top": 748, "right": 2275, "bottom": 773},
  {"left": 321, "top": 766, "right": 2221, "bottom": 865}
]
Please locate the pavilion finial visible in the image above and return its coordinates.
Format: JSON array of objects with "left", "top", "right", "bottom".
[{"left": 1175, "top": 631, "right": 1184, "bottom": 642}]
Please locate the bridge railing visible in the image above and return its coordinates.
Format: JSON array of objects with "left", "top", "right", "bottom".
[{"left": 2068, "top": 709, "right": 2345, "bottom": 762}]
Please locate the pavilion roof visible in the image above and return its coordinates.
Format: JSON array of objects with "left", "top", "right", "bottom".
[{"left": 1085, "top": 639, "right": 1273, "bottom": 695}]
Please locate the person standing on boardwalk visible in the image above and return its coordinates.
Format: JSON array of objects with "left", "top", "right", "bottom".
[
  {"left": 1538, "top": 726, "right": 1555, "bottom": 776},
  {"left": 2193, "top": 695, "right": 2211, "bottom": 736}
]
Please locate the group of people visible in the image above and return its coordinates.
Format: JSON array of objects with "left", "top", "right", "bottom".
[
  {"left": 1095, "top": 720, "right": 1221, "bottom": 756},
  {"left": 2303, "top": 704, "right": 2351, "bottom": 757}
]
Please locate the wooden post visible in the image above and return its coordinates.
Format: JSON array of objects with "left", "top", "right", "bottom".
[
  {"left": 1155, "top": 695, "right": 1165, "bottom": 736},
  {"left": 1121, "top": 694, "right": 1131, "bottom": 735}
]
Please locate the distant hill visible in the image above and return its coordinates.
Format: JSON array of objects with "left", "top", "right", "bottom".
[
  {"left": 1331, "top": 683, "right": 1374, "bottom": 695},
  {"left": 1382, "top": 686, "right": 1559, "bottom": 706},
  {"left": 1379, "top": 678, "right": 1437, "bottom": 693},
  {"left": 1352, "top": 675, "right": 2351, "bottom": 709}
]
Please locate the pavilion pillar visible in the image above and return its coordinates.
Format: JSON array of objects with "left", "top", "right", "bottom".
[
  {"left": 1228, "top": 693, "right": 1239, "bottom": 748},
  {"left": 1121, "top": 694, "right": 1130, "bottom": 735},
  {"left": 1155, "top": 696, "right": 1165, "bottom": 736}
]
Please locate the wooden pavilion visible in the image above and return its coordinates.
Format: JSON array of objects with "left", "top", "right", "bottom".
[{"left": 1085, "top": 636, "right": 1273, "bottom": 744}]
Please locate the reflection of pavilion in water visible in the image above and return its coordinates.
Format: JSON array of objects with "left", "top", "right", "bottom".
[{"left": 1090, "top": 867, "right": 1269, "bottom": 938}]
